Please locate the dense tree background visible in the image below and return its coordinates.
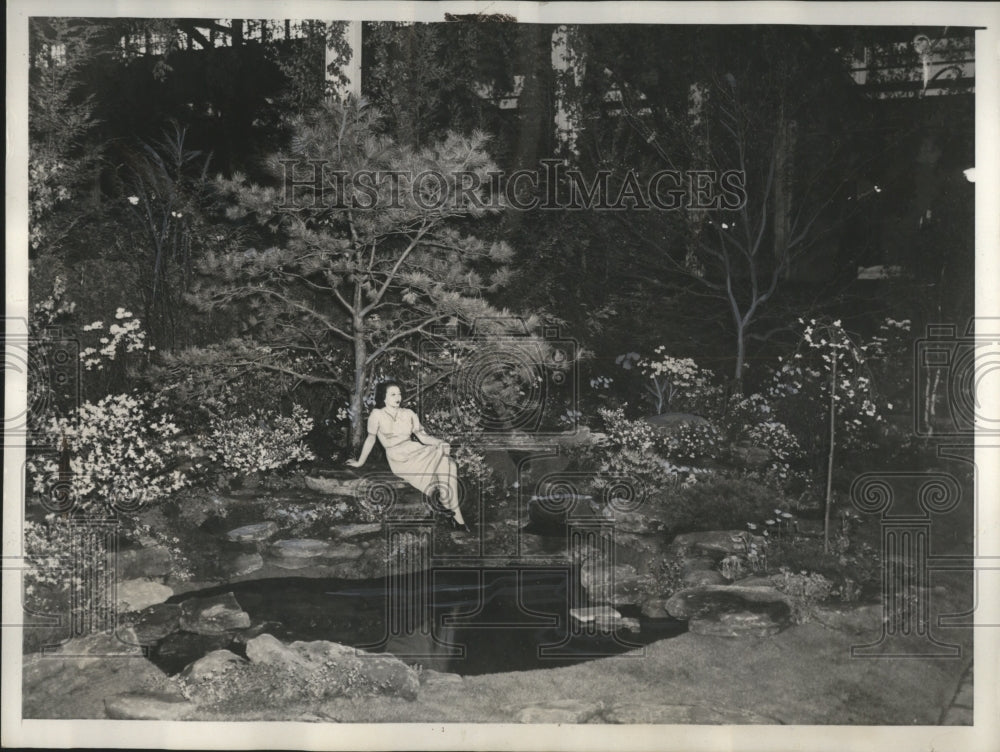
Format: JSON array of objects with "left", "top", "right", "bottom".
[{"left": 26, "top": 18, "right": 975, "bottom": 436}]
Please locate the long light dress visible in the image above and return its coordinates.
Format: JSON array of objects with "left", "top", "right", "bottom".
[{"left": 367, "top": 407, "right": 455, "bottom": 498}]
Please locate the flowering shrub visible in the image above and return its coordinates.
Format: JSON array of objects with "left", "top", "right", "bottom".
[
  {"left": 657, "top": 421, "right": 723, "bottom": 464},
  {"left": 768, "top": 567, "right": 835, "bottom": 623},
  {"left": 769, "top": 318, "right": 885, "bottom": 455},
  {"left": 594, "top": 406, "right": 682, "bottom": 490},
  {"left": 78, "top": 308, "right": 154, "bottom": 370},
  {"left": 205, "top": 403, "right": 316, "bottom": 474},
  {"left": 635, "top": 348, "right": 720, "bottom": 414},
  {"left": 27, "top": 393, "right": 189, "bottom": 512}
]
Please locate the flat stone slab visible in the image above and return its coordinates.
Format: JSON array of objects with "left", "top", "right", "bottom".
[
  {"left": 104, "top": 691, "right": 195, "bottom": 720},
  {"left": 333, "top": 523, "right": 383, "bottom": 539},
  {"left": 178, "top": 592, "right": 251, "bottom": 635},
  {"left": 682, "top": 569, "right": 727, "bottom": 587},
  {"left": 326, "top": 542, "right": 364, "bottom": 560},
  {"left": 117, "top": 546, "right": 173, "bottom": 579},
  {"left": 513, "top": 699, "right": 603, "bottom": 724},
  {"left": 604, "top": 703, "right": 780, "bottom": 724},
  {"left": 669, "top": 530, "right": 746, "bottom": 557},
  {"left": 812, "top": 603, "right": 884, "bottom": 635},
  {"left": 570, "top": 606, "right": 639, "bottom": 632},
  {"left": 227, "top": 522, "right": 279, "bottom": 542},
  {"left": 117, "top": 578, "right": 174, "bottom": 612},
  {"left": 226, "top": 552, "right": 265, "bottom": 576},
  {"left": 270, "top": 539, "right": 332, "bottom": 558},
  {"left": 419, "top": 670, "right": 464, "bottom": 688}
]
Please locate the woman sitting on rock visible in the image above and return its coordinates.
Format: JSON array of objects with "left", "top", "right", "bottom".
[{"left": 347, "top": 380, "right": 471, "bottom": 532}]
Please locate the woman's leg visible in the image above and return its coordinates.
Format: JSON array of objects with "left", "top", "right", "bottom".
[{"left": 436, "top": 456, "right": 464, "bottom": 524}]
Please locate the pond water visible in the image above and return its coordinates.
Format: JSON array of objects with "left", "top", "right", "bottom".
[{"left": 155, "top": 568, "right": 686, "bottom": 676}]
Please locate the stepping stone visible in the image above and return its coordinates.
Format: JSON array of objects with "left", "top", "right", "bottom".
[
  {"left": 513, "top": 699, "right": 603, "bottom": 724},
  {"left": 326, "top": 543, "right": 364, "bottom": 560},
  {"left": 305, "top": 476, "right": 362, "bottom": 496},
  {"left": 104, "top": 691, "right": 195, "bottom": 720},
  {"left": 226, "top": 552, "right": 264, "bottom": 576},
  {"left": 178, "top": 592, "right": 251, "bottom": 635},
  {"left": 570, "top": 605, "right": 640, "bottom": 632},
  {"left": 117, "top": 546, "right": 173, "bottom": 579},
  {"left": 604, "top": 703, "right": 780, "bottom": 724},
  {"left": 333, "top": 523, "right": 383, "bottom": 539},
  {"left": 270, "top": 539, "right": 332, "bottom": 558},
  {"left": 227, "top": 522, "right": 279, "bottom": 542},
  {"left": 669, "top": 530, "right": 746, "bottom": 558},
  {"left": 682, "top": 569, "right": 727, "bottom": 587},
  {"left": 117, "top": 578, "right": 174, "bottom": 612},
  {"left": 419, "top": 670, "right": 464, "bottom": 688}
]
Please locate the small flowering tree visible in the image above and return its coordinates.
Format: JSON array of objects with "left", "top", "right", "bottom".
[
  {"left": 619, "top": 348, "right": 718, "bottom": 415},
  {"left": 771, "top": 317, "right": 882, "bottom": 551}
]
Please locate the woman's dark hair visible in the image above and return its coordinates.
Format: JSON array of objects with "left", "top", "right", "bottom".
[{"left": 374, "top": 380, "right": 403, "bottom": 408}]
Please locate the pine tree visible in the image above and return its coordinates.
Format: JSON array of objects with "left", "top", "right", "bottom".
[{"left": 186, "top": 99, "right": 539, "bottom": 448}]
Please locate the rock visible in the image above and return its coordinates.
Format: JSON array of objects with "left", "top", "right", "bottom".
[
  {"left": 736, "top": 575, "right": 775, "bottom": 588},
  {"left": 419, "top": 669, "right": 464, "bottom": 688},
  {"left": 326, "top": 542, "right": 364, "bottom": 560},
  {"left": 812, "top": 603, "right": 884, "bottom": 635},
  {"left": 46, "top": 627, "right": 145, "bottom": 666},
  {"left": 527, "top": 494, "right": 595, "bottom": 529},
  {"left": 305, "top": 476, "right": 361, "bottom": 496},
  {"left": 116, "top": 546, "right": 173, "bottom": 579},
  {"left": 132, "top": 603, "right": 182, "bottom": 644},
  {"left": 604, "top": 703, "right": 779, "bottom": 724},
  {"left": 579, "top": 562, "right": 650, "bottom": 608},
  {"left": 731, "top": 443, "right": 773, "bottom": 469},
  {"left": 682, "top": 569, "right": 727, "bottom": 587},
  {"left": 226, "top": 522, "right": 279, "bottom": 543},
  {"left": 179, "top": 649, "right": 247, "bottom": 682},
  {"left": 669, "top": 530, "right": 746, "bottom": 558},
  {"left": 666, "top": 585, "right": 792, "bottom": 637},
  {"left": 570, "top": 606, "right": 640, "bottom": 632},
  {"left": 513, "top": 699, "right": 602, "bottom": 724},
  {"left": 226, "top": 552, "right": 264, "bottom": 577},
  {"left": 270, "top": 539, "right": 332, "bottom": 558},
  {"left": 640, "top": 597, "right": 670, "bottom": 618},
  {"left": 22, "top": 638, "right": 176, "bottom": 720},
  {"left": 104, "top": 691, "right": 195, "bottom": 720},
  {"left": 117, "top": 579, "right": 174, "bottom": 612},
  {"left": 681, "top": 556, "right": 717, "bottom": 574},
  {"left": 239, "top": 633, "right": 420, "bottom": 701},
  {"left": 689, "top": 611, "right": 785, "bottom": 638},
  {"left": 178, "top": 592, "right": 251, "bottom": 635},
  {"left": 333, "top": 523, "right": 383, "bottom": 540},
  {"left": 155, "top": 632, "right": 233, "bottom": 671}
]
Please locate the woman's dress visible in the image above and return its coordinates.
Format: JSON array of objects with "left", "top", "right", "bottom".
[{"left": 368, "top": 408, "right": 453, "bottom": 496}]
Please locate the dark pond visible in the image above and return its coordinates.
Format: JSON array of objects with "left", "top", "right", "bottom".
[{"left": 155, "top": 568, "right": 686, "bottom": 676}]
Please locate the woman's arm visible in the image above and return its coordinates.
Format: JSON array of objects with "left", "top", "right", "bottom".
[
  {"left": 346, "top": 410, "right": 380, "bottom": 467},
  {"left": 346, "top": 434, "right": 377, "bottom": 467}
]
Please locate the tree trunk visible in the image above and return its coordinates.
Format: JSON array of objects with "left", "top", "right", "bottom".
[
  {"left": 824, "top": 353, "right": 837, "bottom": 553},
  {"left": 733, "top": 321, "right": 746, "bottom": 396},
  {"left": 350, "top": 282, "right": 367, "bottom": 450}
]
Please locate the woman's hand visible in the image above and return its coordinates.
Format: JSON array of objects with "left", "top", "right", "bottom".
[
  {"left": 345, "top": 459, "right": 363, "bottom": 468},
  {"left": 438, "top": 442, "right": 451, "bottom": 456}
]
